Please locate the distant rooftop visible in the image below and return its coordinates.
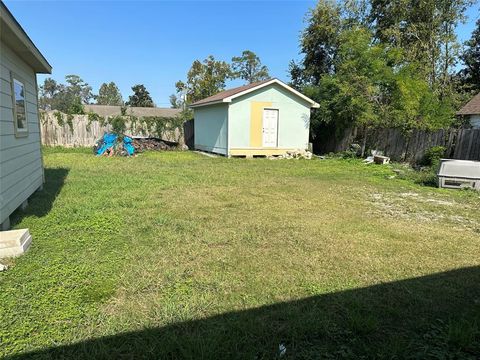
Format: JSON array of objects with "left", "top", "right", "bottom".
[
  {"left": 83, "top": 104, "right": 182, "bottom": 118},
  {"left": 457, "top": 92, "right": 480, "bottom": 116}
]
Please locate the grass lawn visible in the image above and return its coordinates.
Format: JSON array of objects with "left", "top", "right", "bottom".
[{"left": 1, "top": 148, "right": 479, "bottom": 359}]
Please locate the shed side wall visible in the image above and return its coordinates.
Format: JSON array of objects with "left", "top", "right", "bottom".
[
  {"left": 0, "top": 40, "right": 43, "bottom": 224},
  {"left": 470, "top": 114, "right": 480, "bottom": 129},
  {"left": 193, "top": 103, "right": 228, "bottom": 155}
]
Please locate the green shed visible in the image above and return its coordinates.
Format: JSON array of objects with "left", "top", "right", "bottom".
[{"left": 190, "top": 78, "right": 319, "bottom": 157}]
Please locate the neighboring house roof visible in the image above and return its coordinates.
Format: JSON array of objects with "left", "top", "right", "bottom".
[
  {"left": 0, "top": 1, "right": 51, "bottom": 73},
  {"left": 457, "top": 92, "right": 480, "bottom": 115},
  {"left": 190, "top": 78, "right": 320, "bottom": 108},
  {"left": 83, "top": 104, "right": 182, "bottom": 118}
]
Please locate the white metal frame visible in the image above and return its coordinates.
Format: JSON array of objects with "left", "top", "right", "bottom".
[{"left": 10, "top": 72, "right": 28, "bottom": 137}]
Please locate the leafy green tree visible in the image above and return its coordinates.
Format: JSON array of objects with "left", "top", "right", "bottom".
[
  {"left": 174, "top": 55, "right": 231, "bottom": 104},
  {"left": 64, "top": 75, "right": 93, "bottom": 105},
  {"left": 126, "top": 84, "right": 154, "bottom": 107},
  {"left": 308, "top": 27, "right": 454, "bottom": 154},
  {"left": 38, "top": 75, "right": 92, "bottom": 114},
  {"left": 231, "top": 50, "right": 270, "bottom": 84},
  {"left": 38, "top": 78, "right": 58, "bottom": 110},
  {"left": 96, "top": 82, "right": 123, "bottom": 106},
  {"left": 460, "top": 18, "right": 480, "bottom": 92},
  {"left": 311, "top": 27, "right": 396, "bottom": 153},
  {"left": 169, "top": 94, "right": 183, "bottom": 109},
  {"left": 59, "top": 75, "right": 92, "bottom": 113},
  {"left": 369, "top": 0, "right": 473, "bottom": 95},
  {"left": 293, "top": 0, "right": 471, "bottom": 143},
  {"left": 290, "top": 0, "right": 342, "bottom": 88}
]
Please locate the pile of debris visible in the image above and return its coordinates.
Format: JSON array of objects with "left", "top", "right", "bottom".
[
  {"left": 132, "top": 137, "right": 182, "bottom": 153},
  {"left": 94, "top": 133, "right": 135, "bottom": 157},
  {"left": 268, "top": 149, "right": 313, "bottom": 160},
  {"left": 93, "top": 134, "right": 187, "bottom": 157}
]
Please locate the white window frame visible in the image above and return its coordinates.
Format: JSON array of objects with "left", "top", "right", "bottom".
[{"left": 11, "top": 73, "right": 28, "bottom": 137}]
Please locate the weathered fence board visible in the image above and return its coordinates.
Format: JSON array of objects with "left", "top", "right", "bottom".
[
  {"left": 321, "top": 127, "right": 480, "bottom": 162},
  {"left": 40, "top": 112, "right": 184, "bottom": 147}
]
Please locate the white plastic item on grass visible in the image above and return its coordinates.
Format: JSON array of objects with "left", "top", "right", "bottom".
[
  {"left": 437, "top": 159, "right": 480, "bottom": 190},
  {"left": 0, "top": 229, "right": 32, "bottom": 257}
]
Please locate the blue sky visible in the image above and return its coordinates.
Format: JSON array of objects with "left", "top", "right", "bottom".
[{"left": 5, "top": 0, "right": 479, "bottom": 107}]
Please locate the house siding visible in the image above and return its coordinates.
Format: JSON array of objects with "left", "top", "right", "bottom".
[
  {"left": 470, "top": 114, "right": 480, "bottom": 129},
  {"left": 0, "top": 40, "right": 43, "bottom": 225},
  {"left": 228, "top": 83, "right": 311, "bottom": 151},
  {"left": 194, "top": 103, "right": 228, "bottom": 155}
]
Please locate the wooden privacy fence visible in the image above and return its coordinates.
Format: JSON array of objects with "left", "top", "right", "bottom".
[
  {"left": 40, "top": 112, "right": 185, "bottom": 147},
  {"left": 321, "top": 127, "right": 480, "bottom": 162},
  {"left": 183, "top": 119, "right": 194, "bottom": 150}
]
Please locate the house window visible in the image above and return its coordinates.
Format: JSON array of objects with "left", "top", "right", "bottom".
[{"left": 12, "top": 76, "right": 28, "bottom": 136}]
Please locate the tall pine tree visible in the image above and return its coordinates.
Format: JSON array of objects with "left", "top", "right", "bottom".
[
  {"left": 96, "top": 82, "right": 123, "bottom": 106},
  {"left": 460, "top": 18, "right": 480, "bottom": 92},
  {"left": 126, "top": 84, "right": 154, "bottom": 107}
]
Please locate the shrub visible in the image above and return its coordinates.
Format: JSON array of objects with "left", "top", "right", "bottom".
[
  {"left": 334, "top": 144, "right": 362, "bottom": 159},
  {"left": 109, "top": 115, "right": 127, "bottom": 135},
  {"left": 414, "top": 169, "right": 438, "bottom": 187},
  {"left": 392, "top": 163, "right": 438, "bottom": 187},
  {"left": 68, "top": 102, "right": 85, "bottom": 115},
  {"left": 421, "top": 146, "right": 446, "bottom": 167}
]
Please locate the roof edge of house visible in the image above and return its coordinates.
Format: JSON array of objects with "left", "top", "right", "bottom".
[
  {"left": 1, "top": 1, "right": 52, "bottom": 74},
  {"left": 456, "top": 92, "right": 480, "bottom": 116}
]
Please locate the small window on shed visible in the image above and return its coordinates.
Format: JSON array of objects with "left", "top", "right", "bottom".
[{"left": 12, "top": 76, "right": 28, "bottom": 136}]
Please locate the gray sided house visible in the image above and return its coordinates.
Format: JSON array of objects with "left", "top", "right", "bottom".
[
  {"left": 457, "top": 92, "right": 480, "bottom": 129},
  {"left": 190, "top": 79, "right": 319, "bottom": 157},
  {"left": 0, "top": 2, "right": 52, "bottom": 229}
]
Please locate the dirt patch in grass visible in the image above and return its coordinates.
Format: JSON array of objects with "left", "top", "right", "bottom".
[{"left": 368, "top": 190, "right": 480, "bottom": 231}]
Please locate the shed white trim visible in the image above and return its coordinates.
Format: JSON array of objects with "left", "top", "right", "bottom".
[{"left": 190, "top": 78, "right": 320, "bottom": 108}]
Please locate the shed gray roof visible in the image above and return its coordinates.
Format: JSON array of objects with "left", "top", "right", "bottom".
[
  {"left": 457, "top": 92, "right": 480, "bottom": 115},
  {"left": 84, "top": 104, "right": 182, "bottom": 118}
]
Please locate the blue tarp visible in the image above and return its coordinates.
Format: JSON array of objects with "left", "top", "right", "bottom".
[
  {"left": 96, "top": 133, "right": 117, "bottom": 156},
  {"left": 95, "top": 133, "right": 135, "bottom": 156},
  {"left": 123, "top": 136, "right": 135, "bottom": 156}
]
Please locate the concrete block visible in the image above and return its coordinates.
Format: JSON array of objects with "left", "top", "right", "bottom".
[{"left": 0, "top": 229, "right": 32, "bottom": 258}]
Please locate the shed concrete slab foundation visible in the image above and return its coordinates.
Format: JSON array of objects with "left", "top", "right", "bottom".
[{"left": 229, "top": 148, "right": 299, "bottom": 157}]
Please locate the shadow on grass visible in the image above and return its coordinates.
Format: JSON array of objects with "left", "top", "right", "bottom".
[
  {"left": 10, "top": 168, "right": 69, "bottom": 227},
  {"left": 7, "top": 266, "right": 480, "bottom": 359}
]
